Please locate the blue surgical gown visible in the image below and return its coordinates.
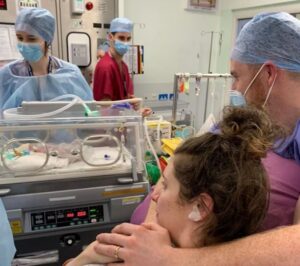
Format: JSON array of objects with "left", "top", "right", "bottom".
[
  {"left": 0, "top": 57, "right": 93, "bottom": 111},
  {"left": 0, "top": 199, "right": 16, "bottom": 265},
  {"left": 276, "top": 119, "right": 300, "bottom": 163}
]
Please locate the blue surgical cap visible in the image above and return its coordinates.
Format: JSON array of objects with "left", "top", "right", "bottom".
[
  {"left": 15, "top": 8, "right": 55, "bottom": 44},
  {"left": 110, "top": 17, "right": 133, "bottom": 33},
  {"left": 231, "top": 12, "right": 300, "bottom": 72}
]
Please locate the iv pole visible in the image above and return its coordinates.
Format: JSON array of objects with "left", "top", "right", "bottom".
[
  {"left": 171, "top": 31, "right": 227, "bottom": 125},
  {"left": 201, "top": 31, "right": 223, "bottom": 121},
  {"left": 172, "top": 73, "right": 231, "bottom": 124}
]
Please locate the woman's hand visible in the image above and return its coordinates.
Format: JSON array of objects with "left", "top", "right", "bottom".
[
  {"left": 94, "top": 223, "right": 174, "bottom": 266},
  {"left": 67, "top": 240, "right": 118, "bottom": 266}
]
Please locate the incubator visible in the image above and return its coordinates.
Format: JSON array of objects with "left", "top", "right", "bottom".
[{"left": 0, "top": 103, "right": 149, "bottom": 265}]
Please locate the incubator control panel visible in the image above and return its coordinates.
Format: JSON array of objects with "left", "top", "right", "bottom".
[{"left": 30, "top": 205, "right": 104, "bottom": 231}]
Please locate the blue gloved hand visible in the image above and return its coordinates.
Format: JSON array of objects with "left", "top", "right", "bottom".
[{"left": 111, "top": 102, "right": 131, "bottom": 109}]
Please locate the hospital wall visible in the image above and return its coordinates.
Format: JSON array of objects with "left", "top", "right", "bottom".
[
  {"left": 217, "top": 0, "right": 300, "bottom": 73},
  {"left": 119, "top": 0, "right": 221, "bottom": 100},
  {"left": 121, "top": 0, "right": 300, "bottom": 95}
]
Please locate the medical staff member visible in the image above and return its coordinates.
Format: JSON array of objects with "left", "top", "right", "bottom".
[
  {"left": 0, "top": 8, "right": 92, "bottom": 112},
  {"left": 93, "top": 17, "right": 133, "bottom": 101}
]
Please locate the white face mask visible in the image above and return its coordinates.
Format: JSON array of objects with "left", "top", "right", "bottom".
[{"left": 229, "top": 63, "right": 277, "bottom": 107}]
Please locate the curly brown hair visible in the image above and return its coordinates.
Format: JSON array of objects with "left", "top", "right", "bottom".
[{"left": 173, "top": 106, "right": 284, "bottom": 246}]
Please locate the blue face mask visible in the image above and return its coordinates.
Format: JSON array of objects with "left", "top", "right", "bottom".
[
  {"left": 114, "top": 40, "right": 129, "bottom": 56},
  {"left": 229, "top": 90, "right": 246, "bottom": 107},
  {"left": 229, "top": 63, "right": 277, "bottom": 107},
  {"left": 17, "top": 42, "right": 44, "bottom": 62}
]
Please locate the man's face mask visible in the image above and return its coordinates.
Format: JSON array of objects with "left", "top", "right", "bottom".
[
  {"left": 17, "top": 42, "right": 43, "bottom": 62},
  {"left": 229, "top": 63, "right": 277, "bottom": 107},
  {"left": 114, "top": 40, "right": 130, "bottom": 56}
]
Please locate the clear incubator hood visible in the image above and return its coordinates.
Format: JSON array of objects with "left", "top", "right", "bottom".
[{"left": 0, "top": 102, "right": 145, "bottom": 183}]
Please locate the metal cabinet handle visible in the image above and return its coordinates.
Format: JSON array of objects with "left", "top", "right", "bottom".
[{"left": 0, "top": 188, "right": 11, "bottom": 196}]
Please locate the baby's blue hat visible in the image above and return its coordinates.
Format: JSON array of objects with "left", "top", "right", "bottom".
[
  {"left": 15, "top": 8, "right": 55, "bottom": 44},
  {"left": 110, "top": 17, "right": 133, "bottom": 33},
  {"left": 231, "top": 12, "right": 300, "bottom": 72}
]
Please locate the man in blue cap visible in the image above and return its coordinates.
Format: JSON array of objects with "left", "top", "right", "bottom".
[
  {"left": 91, "top": 12, "right": 300, "bottom": 265},
  {"left": 93, "top": 17, "right": 134, "bottom": 101},
  {"left": 230, "top": 12, "right": 300, "bottom": 231},
  {"left": 0, "top": 7, "right": 92, "bottom": 112}
]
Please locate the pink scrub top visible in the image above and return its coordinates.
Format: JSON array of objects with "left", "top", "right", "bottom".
[
  {"left": 93, "top": 53, "right": 133, "bottom": 101},
  {"left": 261, "top": 151, "right": 300, "bottom": 230}
]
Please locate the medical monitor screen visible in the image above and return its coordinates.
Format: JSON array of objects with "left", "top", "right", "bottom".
[{"left": 0, "top": 0, "right": 7, "bottom": 10}]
